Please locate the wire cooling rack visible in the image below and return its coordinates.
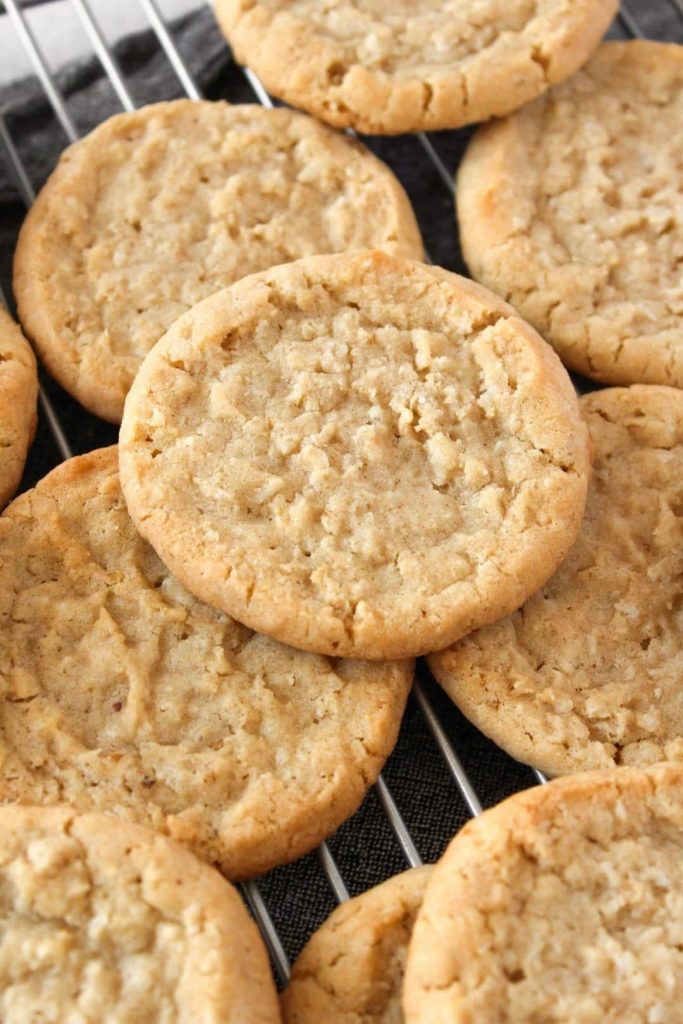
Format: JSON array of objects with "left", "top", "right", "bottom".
[{"left": 0, "top": 0, "right": 681, "bottom": 983}]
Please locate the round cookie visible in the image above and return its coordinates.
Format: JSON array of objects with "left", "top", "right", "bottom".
[
  {"left": 0, "top": 308, "right": 37, "bottom": 510},
  {"left": 457, "top": 41, "right": 683, "bottom": 388},
  {"left": 13, "top": 100, "right": 423, "bottom": 423},
  {"left": 405, "top": 764, "right": 683, "bottom": 1023},
  {"left": 216, "top": 0, "right": 617, "bottom": 135},
  {"left": 429, "top": 385, "right": 683, "bottom": 776},
  {"left": 282, "top": 866, "right": 431, "bottom": 1024},
  {"left": 0, "top": 805, "right": 280, "bottom": 1023},
  {"left": 119, "top": 250, "right": 590, "bottom": 661},
  {"left": 0, "top": 447, "right": 412, "bottom": 880}
]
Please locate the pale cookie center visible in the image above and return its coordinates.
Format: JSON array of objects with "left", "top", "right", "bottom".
[
  {"left": 271, "top": 0, "right": 538, "bottom": 72},
  {"left": 491, "top": 830, "right": 683, "bottom": 1021},
  {"left": 0, "top": 835, "right": 187, "bottom": 1022},
  {"left": 529, "top": 74, "right": 681, "bottom": 339}
]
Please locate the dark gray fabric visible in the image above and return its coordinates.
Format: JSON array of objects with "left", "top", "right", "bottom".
[{"left": 0, "top": 0, "right": 681, "bottom": 967}]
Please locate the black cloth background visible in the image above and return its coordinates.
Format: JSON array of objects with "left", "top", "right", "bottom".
[{"left": 0, "top": 0, "right": 681, "bottom": 966}]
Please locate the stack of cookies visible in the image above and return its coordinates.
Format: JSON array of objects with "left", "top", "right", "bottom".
[{"left": 1, "top": 0, "right": 682, "bottom": 1019}]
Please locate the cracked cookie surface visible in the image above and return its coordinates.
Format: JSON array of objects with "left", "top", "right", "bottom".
[
  {"left": 429, "top": 385, "right": 683, "bottom": 776},
  {"left": 216, "top": 0, "right": 616, "bottom": 135},
  {"left": 0, "top": 309, "right": 37, "bottom": 511},
  {"left": 0, "top": 805, "right": 280, "bottom": 1024},
  {"left": 282, "top": 866, "right": 431, "bottom": 1024},
  {"left": 0, "top": 447, "right": 412, "bottom": 879},
  {"left": 119, "top": 251, "right": 590, "bottom": 660},
  {"left": 13, "top": 100, "right": 423, "bottom": 423},
  {"left": 457, "top": 41, "right": 683, "bottom": 387},
  {"left": 404, "top": 764, "right": 683, "bottom": 1024}
]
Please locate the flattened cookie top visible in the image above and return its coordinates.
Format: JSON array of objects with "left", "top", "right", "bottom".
[
  {"left": 429, "top": 385, "right": 683, "bottom": 776},
  {"left": 120, "top": 251, "right": 590, "bottom": 661},
  {"left": 13, "top": 100, "right": 423, "bottom": 423},
  {"left": 404, "top": 764, "right": 683, "bottom": 1024},
  {"left": 216, "top": 0, "right": 617, "bottom": 135},
  {"left": 0, "top": 447, "right": 412, "bottom": 880},
  {"left": 282, "top": 866, "right": 431, "bottom": 1024},
  {"left": 0, "top": 309, "right": 37, "bottom": 510},
  {"left": 458, "top": 41, "right": 683, "bottom": 387},
  {"left": 0, "top": 806, "right": 280, "bottom": 1024}
]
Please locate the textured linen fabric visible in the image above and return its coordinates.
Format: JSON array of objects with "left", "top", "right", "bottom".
[{"left": 0, "top": 0, "right": 679, "bottom": 968}]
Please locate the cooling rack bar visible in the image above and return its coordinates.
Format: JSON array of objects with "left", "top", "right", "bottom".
[
  {"left": 0, "top": 112, "right": 36, "bottom": 205},
  {"left": 69, "top": 0, "right": 135, "bottom": 110},
  {"left": 416, "top": 132, "right": 454, "bottom": 194},
  {"left": 619, "top": 3, "right": 644, "bottom": 38},
  {"left": 137, "top": 0, "right": 202, "bottom": 100},
  {"left": 242, "top": 64, "right": 274, "bottom": 108},
  {"left": 242, "top": 880, "right": 291, "bottom": 984},
  {"left": 318, "top": 841, "right": 351, "bottom": 902},
  {"left": 413, "top": 682, "right": 483, "bottom": 816},
  {"left": 3, "top": 0, "right": 78, "bottom": 142},
  {"left": 375, "top": 775, "right": 423, "bottom": 868},
  {"left": 35, "top": 390, "right": 75, "bottom": 461}
]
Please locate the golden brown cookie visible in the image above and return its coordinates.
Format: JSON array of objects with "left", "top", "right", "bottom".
[
  {"left": 404, "top": 764, "right": 683, "bottom": 1023},
  {"left": 13, "top": 99, "right": 423, "bottom": 423},
  {"left": 429, "top": 385, "right": 683, "bottom": 776},
  {"left": 0, "top": 308, "right": 37, "bottom": 510},
  {"left": 216, "top": 0, "right": 617, "bottom": 135},
  {"left": 0, "top": 447, "right": 412, "bottom": 879},
  {"left": 119, "top": 250, "right": 590, "bottom": 661},
  {"left": 282, "top": 866, "right": 431, "bottom": 1024},
  {"left": 457, "top": 41, "right": 683, "bottom": 387},
  {"left": 0, "top": 805, "right": 280, "bottom": 1023}
]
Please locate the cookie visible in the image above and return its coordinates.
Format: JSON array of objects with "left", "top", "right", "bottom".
[
  {"left": 405, "top": 763, "right": 683, "bottom": 1022},
  {"left": 0, "top": 805, "right": 280, "bottom": 1023},
  {"left": 0, "top": 447, "right": 412, "bottom": 880},
  {"left": 13, "top": 100, "right": 423, "bottom": 423},
  {"left": 429, "top": 385, "right": 683, "bottom": 776},
  {"left": 282, "top": 866, "right": 431, "bottom": 1024},
  {"left": 457, "top": 41, "right": 683, "bottom": 388},
  {"left": 216, "top": 0, "right": 617, "bottom": 135},
  {"left": 0, "top": 308, "right": 37, "bottom": 510},
  {"left": 119, "top": 250, "right": 590, "bottom": 661}
]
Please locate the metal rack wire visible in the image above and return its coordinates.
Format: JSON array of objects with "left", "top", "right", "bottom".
[{"left": 0, "top": 0, "right": 678, "bottom": 985}]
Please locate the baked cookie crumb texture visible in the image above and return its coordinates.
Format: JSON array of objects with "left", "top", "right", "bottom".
[
  {"left": 404, "top": 764, "right": 683, "bottom": 1024},
  {"left": 120, "top": 251, "right": 590, "bottom": 660},
  {"left": 457, "top": 41, "right": 683, "bottom": 387},
  {"left": 0, "top": 308, "right": 37, "bottom": 511},
  {"left": 0, "top": 805, "right": 280, "bottom": 1023},
  {"left": 0, "top": 447, "right": 412, "bottom": 880},
  {"left": 13, "top": 99, "right": 423, "bottom": 423},
  {"left": 429, "top": 385, "right": 683, "bottom": 777},
  {"left": 216, "top": 0, "right": 617, "bottom": 134},
  {"left": 282, "top": 866, "right": 431, "bottom": 1024}
]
